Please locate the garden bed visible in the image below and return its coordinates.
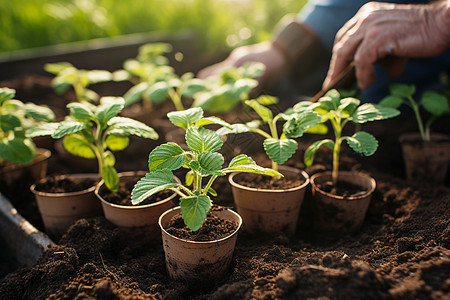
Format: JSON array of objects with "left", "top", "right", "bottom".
[{"left": 0, "top": 60, "right": 449, "bottom": 299}]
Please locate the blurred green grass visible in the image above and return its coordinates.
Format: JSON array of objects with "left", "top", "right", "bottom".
[{"left": 0, "top": 0, "right": 306, "bottom": 54}]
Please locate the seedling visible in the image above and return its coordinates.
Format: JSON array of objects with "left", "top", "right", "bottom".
[
  {"left": 303, "top": 89, "right": 400, "bottom": 185},
  {"left": 217, "top": 95, "right": 323, "bottom": 173},
  {"left": 131, "top": 107, "right": 281, "bottom": 231},
  {"left": 379, "top": 84, "right": 450, "bottom": 142},
  {"left": 0, "top": 87, "right": 55, "bottom": 164},
  {"left": 45, "top": 62, "right": 115, "bottom": 103},
  {"left": 27, "top": 97, "right": 158, "bottom": 192}
]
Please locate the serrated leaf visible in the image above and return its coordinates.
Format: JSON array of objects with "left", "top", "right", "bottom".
[
  {"left": 224, "top": 164, "right": 282, "bottom": 177},
  {"left": 390, "top": 83, "right": 415, "bottom": 98},
  {"left": 67, "top": 102, "right": 94, "bottom": 121},
  {"left": 304, "top": 139, "right": 334, "bottom": 166},
  {"left": 228, "top": 154, "right": 255, "bottom": 168},
  {"left": 186, "top": 127, "right": 223, "bottom": 153},
  {"left": 379, "top": 95, "right": 403, "bottom": 108},
  {"left": 167, "top": 107, "right": 203, "bottom": 129},
  {"left": 131, "top": 170, "right": 177, "bottom": 204},
  {"left": 107, "top": 117, "right": 158, "bottom": 139},
  {"left": 216, "top": 123, "right": 251, "bottom": 136},
  {"left": 95, "top": 97, "right": 125, "bottom": 128},
  {"left": 105, "top": 135, "right": 129, "bottom": 151},
  {"left": 338, "top": 97, "right": 360, "bottom": 116},
  {"left": 0, "top": 87, "right": 16, "bottom": 103},
  {"left": 63, "top": 134, "right": 96, "bottom": 159},
  {"left": 148, "top": 142, "right": 185, "bottom": 171},
  {"left": 345, "top": 131, "right": 378, "bottom": 156},
  {"left": 283, "top": 111, "right": 322, "bottom": 139},
  {"left": 23, "top": 103, "right": 55, "bottom": 122},
  {"left": 245, "top": 99, "right": 273, "bottom": 123},
  {"left": 191, "top": 151, "right": 224, "bottom": 176},
  {"left": 180, "top": 195, "right": 211, "bottom": 231},
  {"left": 421, "top": 91, "right": 450, "bottom": 116},
  {"left": 0, "top": 114, "right": 21, "bottom": 131},
  {"left": 101, "top": 165, "right": 119, "bottom": 192},
  {"left": 263, "top": 138, "right": 298, "bottom": 165},
  {"left": 196, "top": 117, "right": 232, "bottom": 129},
  {"left": 26, "top": 122, "right": 59, "bottom": 138},
  {"left": 350, "top": 103, "right": 400, "bottom": 124},
  {"left": 53, "top": 121, "right": 86, "bottom": 139},
  {"left": 0, "top": 138, "right": 35, "bottom": 164}
]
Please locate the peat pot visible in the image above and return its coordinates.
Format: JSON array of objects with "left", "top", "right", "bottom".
[
  {"left": 310, "top": 171, "right": 376, "bottom": 234},
  {"left": 228, "top": 165, "right": 309, "bottom": 237},
  {"left": 399, "top": 132, "right": 450, "bottom": 184},
  {"left": 0, "top": 148, "right": 51, "bottom": 185},
  {"left": 30, "top": 173, "right": 101, "bottom": 238},
  {"left": 96, "top": 171, "right": 179, "bottom": 240},
  {"left": 159, "top": 206, "right": 242, "bottom": 283}
]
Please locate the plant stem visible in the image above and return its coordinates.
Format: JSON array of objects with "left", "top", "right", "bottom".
[
  {"left": 408, "top": 97, "right": 427, "bottom": 141},
  {"left": 169, "top": 89, "right": 184, "bottom": 111},
  {"left": 203, "top": 175, "right": 217, "bottom": 195},
  {"left": 331, "top": 118, "right": 342, "bottom": 186}
]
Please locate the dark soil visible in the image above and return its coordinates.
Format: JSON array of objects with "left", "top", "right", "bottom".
[
  {"left": 33, "top": 176, "right": 98, "bottom": 193},
  {"left": 235, "top": 171, "right": 305, "bottom": 190},
  {"left": 1, "top": 74, "right": 450, "bottom": 299},
  {"left": 315, "top": 180, "right": 367, "bottom": 197}
]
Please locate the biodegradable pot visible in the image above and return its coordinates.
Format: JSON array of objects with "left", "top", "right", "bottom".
[
  {"left": 30, "top": 173, "right": 102, "bottom": 238},
  {"left": 0, "top": 148, "right": 51, "bottom": 185},
  {"left": 310, "top": 171, "right": 376, "bottom": 234},
  {"left": 159, "top": 206, "right": 242, "bottom": 283},
  {"left": 399, "top": 132, "right": 450, "bottom": 184},
  {"left": 96, "top": 171, "right": 179, "bottom": 239},
  {"left": 228, "top": 165, "right": 309, "bottom": 236}
]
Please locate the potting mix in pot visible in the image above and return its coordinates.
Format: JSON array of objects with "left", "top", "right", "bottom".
[{"left": 0, "top": 43, "right": 449, "bottom": 299}]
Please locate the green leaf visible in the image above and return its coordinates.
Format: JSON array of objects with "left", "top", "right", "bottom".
[
  {"left": 167, "top": 107, "right": 203, "bottom": 129},
  {"left": 180, "top": 195, "right": 211, "bottom": 231},
  {"left": 216, "top": 123, "right": 251, "bottom": 136},
  {"left": 107, "top": 117, "right": 158, "bottom": 139},
  {"left": 105, "top": 135, "right": 129, "bottom": 151},
  {"left": 123, "top": 82, "right": 150, "bottom": 106},
  {"left": 0, "top": 114, "right": 21, "bottom": 131},
  {"left": 379, "top": 95, "right": 403, "bottom": 108},
  {"left": 263, "top": 138, "right": 298, "bottom": 165},
  {"left": 86, "top": 70, "right": 113, "bottom": 83},
  {"left": 186, "top": 127, "right": 223, "bottom": 153},
  {"left": 344, "top": 131, "right": 378, "bottom": 156},
  {"left": 304, "top": 139, "right": 334, "bottom": 167},
  {"left": 146, "top": 81, "right": 170, "bottom": 103},
  {"left": 102, "top": 151, "right": 115, "bottom": 166},
  {"left": 131, "top": 170, "right": 178, "bottom": 205},
  {"left": 44, "top": 62, "right": 73, "bottom": 75},
  {"left": 181, "top": 78, "right": 207, "bottom": 97},
  {"left": 0, "top": 87, "right": 15, "bottom": 103},
  {"left": 148, "top": 142, "right": 185, "bottom": 171},
  {"left": 0, "top": 138, "right": 35, "bottom": 164},
  {"left": 421, "top": 91, "right": 450, "bottom": 116},
  {"left": 53, "top": 121, "right": 86, "bottom": 139},
  {"left": 240, "top": 62, "right": 265, "bottom": 78},
  {"left": 390, "top": 83, "right": 415, "bottom": 98},
  {"left": 26, "top": 122, "right": 59, "bottom": 138},
  {"left": 101, "top": 165, "right": 119, "bottom": 192},
  {"left": 224, "top": 164, "right": 282, "bottom": 177},
  {"left": 95, "top": 97, "right": 125, "bottom": 128},
  {"left": 228, "top": 154, "right": 255, "bottom": 168},
  {"left": 190, "top": 151, "right": 224, "bottom": 176},
  {"left": 305, "top": 123, "right": 328, "bottom": 135},
  {"left": 185, "top": 170, "right": 195, "bottom": 186},
  {"left": 338, "top": 97, "right": 360, "bottom": 116},
  {"left": 63, "top": 134, "right": 96, "bottom": 159},
  {"left": 196, "top": 117, "right": 232, "bottom": 129},
  {"left": 255, "top": 95, "right": 278, "bottom": 106},
  {"left": 23, "top": 103, "right": 55, "bottom": 122},
  {"left": 245, "top": 99, "right": 273, "bottom": 123},
  {"left": 350, "top": 103, "right": 400, "bottom": 124},
  {"left": 283, "top": 111, "right": 322, "bottom": 139},
  {"left": 67, "top": 102, "right": 95, "bottom": 121}
]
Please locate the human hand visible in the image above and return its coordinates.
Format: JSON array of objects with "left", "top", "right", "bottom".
[
  {"left": 323, "top": 1, "right": 450, "bottom": 90},
  {"left": 197, "top": 41, "right": 288, "bottom": 95}
]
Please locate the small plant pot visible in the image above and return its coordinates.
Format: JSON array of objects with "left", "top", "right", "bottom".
[
  {"left": 0, "top": 148, "right": 51, "bottom": 185},
  {"left": 30, "top": 173, "right": 102, "bottom": 238},
  {"left": 96, "top": 171, "right": 179, "bottom": 239},
  {"left": 158, "top": 206, "right": 242, "bottom": 283},
  {"left": 310, "top": 171, "right": 376, "bottom": 234},
  {"left": 228, "top": 165, "right": 309, "bottom": 237},
  {"left": 55, "top": 139, "right": 97, "bottom": 172},
  {"left": 399, "top": 132, "right": 450, "bottom": 184}
]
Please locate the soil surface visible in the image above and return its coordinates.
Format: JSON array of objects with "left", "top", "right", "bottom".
[
  {"left": 234, "top": 171, "right": 305, "bottom": 190},
  {"left": 1, "top": 74, "right": 450, "bottom": 299}
]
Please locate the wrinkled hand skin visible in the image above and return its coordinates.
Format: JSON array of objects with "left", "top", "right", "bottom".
[
  {"left": 324, "top": 0, "right": 450, "bottom": 90},
  {"left": 197, "top": 41, "right": 288, "bottom": 96}
]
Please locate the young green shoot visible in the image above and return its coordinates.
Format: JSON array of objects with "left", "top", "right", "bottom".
[
  {"left": 379, "top": 84, "right": 450, "bottom": 142},
  {"left": 27, "top": 97, "right": 158, "bottom": 192},
  {"left": 0, "top": 87, "right": 55, "bottom": 164},
  {"left": 131, "top": 107, "right": 281, "bottom": 231},
  {"left": 303, "top": 89, "right": 400, "bottom": 185}
]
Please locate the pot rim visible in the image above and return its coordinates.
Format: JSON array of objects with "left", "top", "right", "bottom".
[
  {"left": 0, "top": 148, "right": 51, "bottom": 174},
  {"left": 95, "top": 171, "right": 179, "bottom": 210},
  {"left": 310, "top": 171, "right": 376, "bottom": 201},
  {"left": 30, "top": 173, "right": 100, "bottom": 197},
  {"left": 158, "top": 206, "right": 242, "bottom": 244},
  {"left": 399, "top": 132, "right": 450, "bottom": 144},
  {"left": 228, "top": 165, "right": 310, "bottom": 193}
]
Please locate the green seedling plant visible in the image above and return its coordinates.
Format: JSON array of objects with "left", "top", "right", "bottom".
[
  {"left": 27, "top": 97, "right": 158, "bottom": 192},
  {"left": 217, "top": 95, "right": 323, "bottom": 173},
  {"left": 0, "top": 87, "right": 55, "bottom": 164},
  {"left": 379, "top": 83, "right": 450, "bottom": 142},
  {"left": 131, "top": 107, "right": 281, "bottom": 231},
  {"left": 45, "top": 62, "right": 117, "bottom": 103},
  {"left": 302, "top": 89, "right": 400, "bottom": 186}
]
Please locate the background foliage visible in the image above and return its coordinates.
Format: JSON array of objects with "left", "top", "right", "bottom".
[{"left": 1, "top": 0, "right": 306, "bottom": 54}]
